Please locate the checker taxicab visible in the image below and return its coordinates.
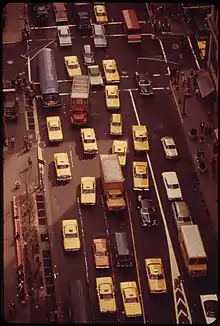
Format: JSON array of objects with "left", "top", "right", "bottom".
[
  {"left": 62, "top": 219, "right": 80, "bottom": 251},
  {"left": 145, "top": 258, "right": 167, "bottom": 294},
  {"left": 110, "top": 113, "right": 122, "bottom": 136},
  {"left": 133, "top": 161, "right": 149, "bottom": 191},
  {"left": 96, "top": 277, "right": 117, "bottom": 313},
  {"left": 103, "top": 59, "right": 120, "bottom": 84},
  {"left": 93, "top": 238, "right": 109, "bottom": 269},
  {"left": 94, "top": 4, "right": 108, "bottom": 24},
  {"left": 112, "top": 140, "right": 127, "bottom": 167},
  {"left": 132, "top": 125, "right": 149, "bottom": 152},
  {"left": 80, "top": 177, "right": 96, "bottom": 205},
  {"left": 120, "top": 281, "right": 142, "bottom": 318},
  {"left": 46, "top": 116, "right": 63, "bottom": 142},
  {"left": 105, "top": 85, "right": 120, "bottom": 110},
  {"left": 54, "top": 152, "right": 72, "bottom": 182},
  {"left": 81, "top": 128, "right": 98, "bottom": 155},
  {"left": 64, "top": 56, "right": 82, "bottom": 78}
]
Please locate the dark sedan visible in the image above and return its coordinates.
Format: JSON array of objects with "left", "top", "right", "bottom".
[
  {"left": 135, "top": 72, "right": 154, "bottom": 96},
  {"left": 137, "top": 195, "right": 157, "bottom": 227}
]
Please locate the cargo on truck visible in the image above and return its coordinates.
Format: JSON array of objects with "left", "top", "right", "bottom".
[
  {"left": 100, "top": 154, "right": 126, "bottom": 211},
  {"left": 178, "top": 224, "right": 207, "bottom": 278},
  {"left": 70, "top": 75, "right": 90, "bottom": 126}
]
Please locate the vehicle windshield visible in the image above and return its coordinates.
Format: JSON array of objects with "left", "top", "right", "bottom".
[
  {"left": 108, "top": 94, "right": 118, "bottom": 99},
  {"left": 125, "top": 297, "right": 138, "bottom": 304},
  {"left": 69, "top": 63, "right": 78, "bottom": 69},
  {"left": 112, "top": 121, "right": 121, "bottom": 126},
  {"left": 85, "top": 139, "right": 95, "bottom": 143},
  {"left": 135, "top": 172, "right": 147, "bottom": 178},
  {"left": 139, "top": 80, "right": 147, "bottom": 86},
  {"left": 100, "top": 293, "right": 113, "bottom": 300},
  {"left": 61, "top": 29, "right": 69, "bottom": 36},
  {"left": 50, "top": 125, "right": 60, "bottom": 131},
  {"left": 150, "top": 272, "right": 163, "bottom": 280},
  {"left": 58, "top": 164, "right": 69, "bottom": 169},
  {"left": 83, "top": 187, "right": 94, "bottom": 194},
  {"left": 90, "top": 70, "right": 99, "bottom": 76},
  {"left": 166, "top": 144, "right": 176, "bottom": 149},
  {"left": 106, "top": 68, "right": 116, "bottom": 73},
  {"left": 115, "top": 150, "right": 125, "bottom": 156},
  {"left": 141, "top": 207, "right": 151, "bottom": 214},
  {"left": 109, "top": 193, "right": 121, "bottom": 199},
  {"left": 180, "top": 216, "right": 191, "bottom": 222},
  {"left": 135, "top": 136, "right": 147, "bottom": 142},
  {"left": 96, "top": 250, "right": 106, "bottom": 256},
  {"left": 169, "top": 183, "right": 179, "bottom": 189},
  {"left": 65, "top": 232, "right": 77, "bottom": 238}
]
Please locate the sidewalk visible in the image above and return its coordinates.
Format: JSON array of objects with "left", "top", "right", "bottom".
[
  {"left": 170, "top": 71, "right": 218, "bottom": 238},
  {"left": 3, "top": 3, "right": 26, "bottom": 44}
]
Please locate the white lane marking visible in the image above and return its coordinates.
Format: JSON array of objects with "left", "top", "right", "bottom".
[
  {"left": 126, "top": 193, "right": 146, "bottom": 323},
  {"left": 77, "top": 197, "right": 95, "bottom": 322},
  {"left": 153, "top": 73, "right": 160, "bottom": 76},
  {"left": 3, "top": 88, "right": 16, "bottom": 92},
  {"left": 129, "top": 84, "right": 192, "bottom": 324},
  {"left": 68, "top": 146, "right": 74, "bottom": 168},
  {"left": 158, "top": 38, "right": 170, "bottom": 75},
  {"left": 31, "top": 24, "right": 76, "bottom": 30},
  {"left": 35, "top": 38, "right": 56, "bottom": 42},
  {"left": 170, "top": 84, "right": 184, "bottom": 124},
  {"left": 32, "top": 79, "right": 71, "bottom": 85},
  {"left": 187, "top": 35, "right": 201, "bottom": 70},
  {"left": 128, "top": 90, "right": 141, "bottom": 125},
  {"left": 137, "top": 56, "right": 165, "bottom": 64},
  {"left": 25, "top": 40, "right": 55, "bottom": 66}
]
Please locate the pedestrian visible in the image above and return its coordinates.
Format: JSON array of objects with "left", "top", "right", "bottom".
[
  {"left": 212, "top": 141, "right": 218, "bottom": 155},
  {"left": 197, "top": 148, "right": 201, "bottom": 159},
  {"left": 204, "top": 125, "right": 209, "bottom": 137},
  {"left": 189, "top": 69, "right": 194, "bottom": 77},
  {"left": 28, "top": 156, "right": 32, "bottom": 168},
  {"left": 208, "top": 125, "right": 213, "bottom": 137},
  {"left": 211, "top": 157, "right": 216, "bottom": 179},
  {"left": 208, "top": 110, "right": 213, "bottom": 121},
  {"left": 182, "top": 75, "right": 186, "bottom": 88},
  {"left": 28, "top": 139, "right": 32, "bottom": 149},
  {"left": 15, "top": 232, "right": 20, "bottom": 240},
  {"left": 200, "top": 121, "right": 205, "bottom": 135},
  {"left": 11, "top": 78, "right": 16, "bottom": 88},
  {"left": 199, "top": 134, "right": 204, "bottom": 144},
  {"left": 195, "top": 88, "right": 200, "bottom": 99},
  {"left": 10, "top": 136, "right": 15, "bottom": 148}
]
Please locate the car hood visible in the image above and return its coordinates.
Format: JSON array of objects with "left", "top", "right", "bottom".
[
  {"left": 125, "top": 302, "right": 142, "bottom": 317},
  {"left": 134, "top": 140, "right": 149, "bottom": 151},
  {"left": 100, "top": 298, "right": 116, "bottom": 312},
  {"left": 84, "top": 142, "right": 98, "bottom": 151},
  {"left": 81, "top": 193, "right": 96, "bottom": 204},
  {"left": 48, "top": 130, "right": 63, "bottom": 141},
  {"left": 134, "top": 178, "right": 149, "bottom": 189},
  {"left": 64, "top": 238, "right": 80, "bottom": 250},
  {"left": 107, "top": 98, "right": 119, "bottom": 108},
  {"left": 95, "top": 255, "right": 109, "bottom": 268}
]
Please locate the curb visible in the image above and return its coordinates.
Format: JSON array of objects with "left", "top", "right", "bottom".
[{"left": 3, "top": 39, "right": 22, "bottom": 45}]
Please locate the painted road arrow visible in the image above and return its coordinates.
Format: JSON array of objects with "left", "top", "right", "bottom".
[{"left": 174, "top": 277, "right": 191, "bottom": 324}]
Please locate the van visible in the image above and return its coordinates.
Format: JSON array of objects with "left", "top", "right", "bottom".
[
  {"left": 114, "top": 232, "right": 133, "bottom": 268},
  {"left": 83, "top": 44, "right": 95, "bottom": 65},
  {"left": 69, "top": 280, "right": 91, "bottom": 323},
  {"left": 93, "top": 24, "right": 107, "bottom": 47}
]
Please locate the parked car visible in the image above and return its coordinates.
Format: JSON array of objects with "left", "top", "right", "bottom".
[
  {"left": 57, "top": 26, "right": 72, "bottom": 47},
  {"left": 53, "top": 3, "right": 68, "bottom": 23},
  {"left": 161, "top": 136, "right": 178, "bottom": 159},
  {"left": 137, "top": 195, "right": 157, "bottom": 227},
  {"left": 200, "top": 294, "right": 218, "bottom": 324},
  {"left": 83, "top": 44, "right": 95, "bottom": 65},
  {"left": 92, "top": 24, "right": 107, "bottom": 47},
  {"left": 135, "top": 72, "right": 154, "bottom": 96},
  {"left": 162, "top": 171, "right": 183, "bottom": 201},
  {"left": 145, "top": 258, "right": 167, "bottom": 293},
  {"left": 88, "top": 65, "right": 104, "bottom": 86}
]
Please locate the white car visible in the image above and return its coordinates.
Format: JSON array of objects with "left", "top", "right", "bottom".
[
  {"left": 88, "top": 65, "right": 104, "bottom": 86},
  {"left": 162, "top": 171, "right": 183, "bottom": 201},
  {"left": 161, "top": 137, "right": 178, "bottom": 159},
  {"left": 200, "top": 294, "right": 218, "bottom": 324},
  {"left": 57, "top": 26, "right": 72, "bottom": 47}
]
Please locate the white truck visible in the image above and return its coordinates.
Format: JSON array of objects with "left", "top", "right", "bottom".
[
  {"left": 178, "top": 224, "right": 207, "bottom": 278},
  {"left": 100, "top": 154, "right": 126, "bottom": 211},
  {"left": 88, "top": 65, "right": 104, "bottom": 86}
]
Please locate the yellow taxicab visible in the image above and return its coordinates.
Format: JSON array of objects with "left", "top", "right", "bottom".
[
  {"left": 145, "top": 258, "right": 167, "bottom": 294},
  {"left": 46, "top": 116, "right": 63, "bottom": 142},
  {"left": 132, "top": 125, "right": 149, "bottom": 152},
  {"left": 112, "top": 140, "right": 127, "bottom": 167},
  {"left": 81, "top": 128, "right": 98, "bottom": 155},
  {"left": 96, "top": 277, "right": 116, "bottom": 313},
  {"left": 110, "top": 113, "right": 122, "bottom": 135},
  {"left": 133, "top": 161, "right": 149, "bottom": 191},
  {"left": 103, "top": 59, "right": 120, "bottom": 84},
  {"left": 93, "top": 238, "right": 109, "bottom": 268},
  {"left": 62, "top": 219, "right": 80, "bottom": 251},
  {"left": 105, "top": 85, "right": 120, "bottom": 110},
  {"left": 94, "top": 5, "right": 108, "bottom": 24},
  {"left": 54, "top": 152, "right": 72, "bottom": 182},
  {"left": 80, "top": 177, "right": 96, "bottom": 205},
  {"left": 64, "top": 56, "right": 82, "bottom": 78},
  {"left": 120, "top": 281, "right": 142, "bottom": 318}
]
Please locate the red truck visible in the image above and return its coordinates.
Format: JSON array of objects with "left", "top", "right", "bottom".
[{"left": 70, "top": 75, "right": 90, "bottom": 126}]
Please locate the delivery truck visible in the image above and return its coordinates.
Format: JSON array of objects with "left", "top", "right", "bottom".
[{"left": 100, "top": 154, "right": 126, "bottom": 211}]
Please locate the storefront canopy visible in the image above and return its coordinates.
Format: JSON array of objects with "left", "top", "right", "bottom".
[{"left": 197, "top": 71, "right": 215, "bottom": 98}]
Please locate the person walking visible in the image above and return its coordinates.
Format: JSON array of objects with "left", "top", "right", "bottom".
[
  {"left": 195, "top": 88, "right": 200, "bottom": 99},
  {"left": 208, "top": 110, "right": 213, "bottom": 121},
  {"left": 211, "top": 157, "right": 216, "bottom": 180},
  {"left": 212, "top": 141, "right": 218, "bottom": 156},
  {"left": 200, "top": 134, "right": 204, "bottom": 144},
  {"left": 11, "top": 78, "right": 16, "bottom": 88},
  {"left": 28, "top": 156, "right": 32, "bottom": 168},
  {"left": 10, "top": 136, "right": 15, "bottom": 148},
  {"left": 200, "top": 121, "right": 205, "bottom": 135}
]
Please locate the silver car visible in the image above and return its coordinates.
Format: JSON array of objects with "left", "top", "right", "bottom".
[
  {"left": 171, "top": 201, "right": 193, "bottom": 230},
  {"left": 57, "top": 26, "right": 72, "bottom": 47},
  {"left": 92, "top": 24, "right": 107, "bottom": 48},
  {"left": 83, "top": 44, "right": 95, "bottom": 65},
  {"left": 88, "top": 65, "right": 104, "bottom": 86}
]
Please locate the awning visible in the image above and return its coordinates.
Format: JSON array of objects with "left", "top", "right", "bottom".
[{"left": 197, "top": 71, "right": 215, "bottom": 98}]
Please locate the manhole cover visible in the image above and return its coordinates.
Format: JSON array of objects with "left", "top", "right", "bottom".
[
  {"left": 172, "top": 43, "right": 179, "bottom": 50},
  {"left": 7, "top": 60, "right": 14, "bottom": 65},
  {"left": 39, "top": 141, "right": 46, "bottom": 148}
]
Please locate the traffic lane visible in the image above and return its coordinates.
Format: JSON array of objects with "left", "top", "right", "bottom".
[
  {"left": 31, "top": 27, "right": 57, "bottom": 42},
  {"left": 132, "top": 91, "right": 218, "bottom": 322},
  {"left": 3, "top": 43, "right": 27, "bottom": 81},
  {"left": 117, "top": 91, "right": 175, "bottom": 323},
  {"left": 160, "top": 36, "right": 198, "bottom": 70}
]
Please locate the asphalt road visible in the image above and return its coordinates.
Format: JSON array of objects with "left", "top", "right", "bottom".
[{"left": 25, "top": 3, "right": 217, "bottom": 324}]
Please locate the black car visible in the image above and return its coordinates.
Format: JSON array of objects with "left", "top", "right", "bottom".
[
  {"left": 33, "top": 4, "right": 48, "bottom": 21},
  {"left": 75, "top": 10, "right": 90, "bottom": 29},
  {"left": 135, "top": 72, "right": 154, "bottom": 96},
  {"left": 137, "top": 195, "right": 157, "bottom": 227}
]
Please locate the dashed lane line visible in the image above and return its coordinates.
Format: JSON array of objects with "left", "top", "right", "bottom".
[
  {"left": 158, "top": 38, "right": 170, "bottom": 75},
  {"left": 187, "top": 35, "right": 201, "bottom": 70}
]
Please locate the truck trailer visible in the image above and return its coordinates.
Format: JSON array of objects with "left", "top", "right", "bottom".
[{"left": 100, "top": 154, "right": 126, "bottom": 211}]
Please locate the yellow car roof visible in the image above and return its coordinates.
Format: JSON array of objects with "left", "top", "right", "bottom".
[
  {"left": 81, "top": 177, "right": 95, "bottom": 189},
  {"left": 95, "top": 5, "right": 106, "bottom": 13},
  {"left": 124, "top": 287, "right": 137, "bottom": 298},
  {"left": 111, "top": 113, "right": 121, "bottom": 122},
  {"left": 106, "top": 85, "right": 118, "bottom": 94},
  {"left": 94, "top": 239, "right": 107, "bottom": 252},
  {"left": 82, "top": 128, "right": 95, "bottom": 138},
  {"left": 54, "top": 152, "right": 69, "bottom": 164},
  {"left": 133, "top": 125, "right": 147, "bottom": 132},
  {"left": 103, "top": 59, "right": 116, "bottom": 67}
]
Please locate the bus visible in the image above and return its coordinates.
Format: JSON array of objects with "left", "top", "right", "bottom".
[
  {"left": 38, "top": 48, "right": 60, "bottom": 108},
  {"left": 122, "top": 9, "right": 142, "bottom": 43},
  {"left": 69, "top": 279, "right": 92, "bottom": 323}
]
